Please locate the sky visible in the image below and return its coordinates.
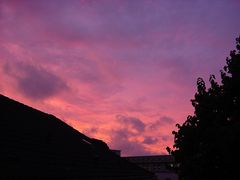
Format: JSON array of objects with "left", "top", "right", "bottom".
[{"left": 0, "top": 0, "right": 240, "bottom": 156}]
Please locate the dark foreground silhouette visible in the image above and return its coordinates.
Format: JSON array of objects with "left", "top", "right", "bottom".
[
  {"left": 0, "top": 94, "right": 154, "bottom": 179},
  {"left": 168, "top": 36, "right": 240, "bottom": 180}
]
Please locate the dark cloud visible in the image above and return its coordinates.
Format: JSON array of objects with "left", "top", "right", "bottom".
[
  {"left": 110, "top": 129, "right": 150, "bottom": 156},
  {"left": 149, "top": 116, "right": 175, "bottom": 130},
  {"left": 83, "top": 127, "right": 98, "bottom": 136},
  {"left": 110, "top": 115, "right": 172, "bottom": 155},
  {"left": 162, "top": 135, "right": 171, "bottom": 142},
  {"left": 4, "top": 62, "right": 67, "bottom": 99},
  {"left": 143, "top": 136, "right": 158, "bottom": 145},
  {"left": 160, "top": 116, "right": 174, "bottom": 124},
  {"left": 116, "top": 115, "right": 145, "bottom": 133},
  {"left": 109, "top": 115, "right": 155, "bottom": 156}
]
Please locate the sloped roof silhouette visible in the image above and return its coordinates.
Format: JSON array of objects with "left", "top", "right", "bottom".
[{"left": 0, "top": 94, "right": 154, "bottom": 179}]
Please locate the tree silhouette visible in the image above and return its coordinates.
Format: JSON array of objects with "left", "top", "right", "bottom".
[{"left": 168, "top": 36, "right": 240, "bottom": 180}]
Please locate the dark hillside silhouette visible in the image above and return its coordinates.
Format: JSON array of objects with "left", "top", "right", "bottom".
[
  {"left": 168, "top": 36, "right": 240, "bottom": 180},
  {"left": 0, "top": 94, "right": 154, "bottom": 179}
]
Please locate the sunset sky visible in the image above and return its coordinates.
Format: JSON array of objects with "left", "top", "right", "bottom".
[{"left": 0, "top": 0, "right": 240, "bottom": 156}]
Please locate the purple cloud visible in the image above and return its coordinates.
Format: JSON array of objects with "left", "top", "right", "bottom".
[
  {"left": 149, "top": 116, "right": 175, "bottom": 130},
  {"left": 143, "top": 136, "right": 158, "bottom": 145},
  {"left": 109, "top": 115, "right": 162, "bottom": 155},
  {"left": 162, "top": 135, "right": 171, "bottom": 142},
  {"left": 160, "top": 116, "right": 175, "bottom": 124},
  {"left": 108, "top": 115, "right": 156, "bottom": 155},
  {"left": 110, "top": 129, "right": 150, "bottom": 156},
  {"left": 116, "top": 115, "right": 145, "bottom": 133},
  {"left": 83, "top": 127, "right": 99, "bottom": 136},
  {"left": 4, "top": 62, "right": 67, "bottom": 99}
]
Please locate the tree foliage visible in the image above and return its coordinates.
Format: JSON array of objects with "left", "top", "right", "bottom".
[{"left": 168, "top": 36, "right": 240, "bottom": 180}]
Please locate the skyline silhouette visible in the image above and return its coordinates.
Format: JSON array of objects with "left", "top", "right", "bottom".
[{"left": 0, "top": 94, "right": 155, "bottom": 179}]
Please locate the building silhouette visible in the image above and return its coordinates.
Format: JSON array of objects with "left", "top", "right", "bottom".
[
  {"left": 125, "top": 155, "right": 178, "bottom": 180},
  {"left": 0, "top": 94, "right": 154, "bottom": 179}
]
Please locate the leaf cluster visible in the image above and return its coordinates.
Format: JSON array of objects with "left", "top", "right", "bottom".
[{"left": 168, "top": 36, "right": 240, "bottom": 180}]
